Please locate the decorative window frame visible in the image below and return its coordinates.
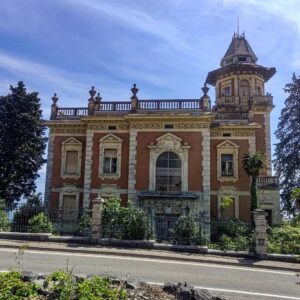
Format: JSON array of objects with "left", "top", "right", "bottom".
[
  {"left": 217, "top": 140, "right": 239, "bottom": 182},
  {"left": 99, "top": 133, "right": 123, "bottom": 179},
  {"left": 217, "top": 190, "right": 239, "bottom": 219},
  {"left": 147, "top": 133, "right": 190, "bottom": 192},
  {"left": 61, "top": 137, "right": 82, "bottom": 179},
  {"left": 58, "top": 184, "right": 80, "bottom": 211}
]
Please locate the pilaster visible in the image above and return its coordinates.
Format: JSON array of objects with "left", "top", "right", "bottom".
[
  {"left": 44, "top": 133, "right": 54, "bottom": 208},
  {"left": 202, "top": 129, "right": 210, "bottom": 221},
  {"left": 83, "top": 130, "right": 94, "bottom": 208},
  {"left": 264, "top": 111, "right": 272, "bottom": 175},
  {"left": 128, "top": 130, "right": 137, "bottom": 201}
]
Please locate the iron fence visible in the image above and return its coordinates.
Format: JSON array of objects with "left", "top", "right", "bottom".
[{"left": 2, "top": 207, "right": 254, "bottom": 251}]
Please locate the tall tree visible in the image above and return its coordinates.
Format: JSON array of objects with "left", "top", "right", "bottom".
[
  {"left": 242, "top": 152, "right": 266, "bottom": 213},
  {"left": 0, "top": 82, "right": 47, "bottom": 208},
  {"left": 274, "top": 73, "right": 300, "bottom": 213}
]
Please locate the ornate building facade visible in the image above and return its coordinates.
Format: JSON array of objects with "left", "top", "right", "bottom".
[{"left": 45, "top": 33, "right": 281, "bottom": 225}]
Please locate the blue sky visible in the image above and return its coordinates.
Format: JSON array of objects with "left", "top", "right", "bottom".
[{"left": 0, "top": 0, "right": 299, "bottom": 198}]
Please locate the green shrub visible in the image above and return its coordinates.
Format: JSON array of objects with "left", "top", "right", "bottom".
[
  {"left": 0, "top": 271, "right": 38, "bottom": 300},
  {"left": 77, "top": 211, "right": 92, "bottom": 236},
  {"left": 209, "top": 220, "right": 253, "bottom": 251},
  {"left": 77, "top": 275, "right": 126, "bottom": 300},
  {"left": 12, "top": 194, "right": 44, "bottom": 232},
  {"left": 267, "top": 225, "right": 300, "bottom": 255},
  {"left": 27, "top": 212, "right": 53, "bottom": 233},
  {"left": 102, "top": 197, "right": 152, "bottom": 240},
  {"left": 171, "top": 216, "right": 204, "bottom": 245},
  {"left": 0, "top": 200, "right": 10, "bottom": 232},
  {"left": 45, "top": 270, "right": 74, "bottom": 300}
]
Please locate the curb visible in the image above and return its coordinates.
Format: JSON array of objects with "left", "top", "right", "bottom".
[{"left": 0, "top": 241, "right": 298, "bottom": 273}]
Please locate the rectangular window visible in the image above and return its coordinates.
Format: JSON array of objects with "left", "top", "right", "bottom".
[
  {"left": 65, "top": 151, "right": 78, "bottom": 174},
  {"left": 223, "top": 86, "right": 231, "bottom": 96},
  {"left": 221, "top": 154, "right": 234, "bottom": 176},
  {"left": 103, "top": 149, "right": 117, "bottom": 174}
]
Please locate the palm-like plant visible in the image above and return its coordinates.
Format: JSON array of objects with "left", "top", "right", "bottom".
[{"left": 242, "top": 152, "right": 266, "bottom": 213}]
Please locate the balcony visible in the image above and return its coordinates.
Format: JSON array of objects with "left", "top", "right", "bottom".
[
  {"left": 257, "top": 176, "right": 279, "bottom": 189},
  {"left": 217, "top": 95, "right": 273, "bottom": 107}
]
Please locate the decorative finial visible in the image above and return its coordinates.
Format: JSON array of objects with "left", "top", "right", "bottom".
[
  {"left": 52, "top": 93, "right": 58, "bottom": 106},
  {"left": 95, "top": 92, "right": 102, "bottom": 103},
  {"left": 89, "top": 86, "right": 96, "bottom": 100},
  {"left": 202, "top": 83, "right": 209, "bottom": 96},
  {"left": 131, "top": 83, "right": 139, "bottom": 99}
]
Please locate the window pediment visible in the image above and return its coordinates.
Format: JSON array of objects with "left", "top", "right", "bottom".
[
  {"left": 217, "top": 140, "right": 240, "bottom": 150},
  {"left": 62, "top": 137, "right": 82, "bottom": 146},
  {"left": 99, "top": 133, "right": 123, "bottom": 143}
]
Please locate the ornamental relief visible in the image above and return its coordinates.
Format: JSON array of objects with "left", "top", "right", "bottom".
[
  {"left": 211, "top": 131, "right": 255, "bottom": 137},
  {"left": 51, "top": 128, "right": 86, "bottom": 134}
]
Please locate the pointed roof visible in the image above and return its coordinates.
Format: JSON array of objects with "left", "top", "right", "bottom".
[{"left": 220, "top": 32, "right": 258, "bottom": 67}]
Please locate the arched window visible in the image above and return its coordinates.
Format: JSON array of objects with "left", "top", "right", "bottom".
[
  {"left": 239, "top": 79, "right": 250, "bottom": 96},
  {"left": 156, "top": 152, "right": 182, "bottom": 193}
]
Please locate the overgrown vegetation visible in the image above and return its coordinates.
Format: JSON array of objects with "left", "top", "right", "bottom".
[
  {"left": 171, "top": 216, "right": 205, "bottom": 245},
  {"left": 0, "top": 271, "right": 38, "bottom": 300},
  {"left": 267, "top": 224, "right": 300, "bottom": 255},
  {"left": 209, "top": 219, "right": 253, "bottom": 251},
  {"left": 27, "top": 212, "right": 54, "bottom": 233},
  {"left": 0, "top": 199, "right": 10, "bottom": 231},
  {"left": 102, "top": 197, "right": 152, "bottom": 240},
  {"left": 12, "top": 193, "right": 44, "bottom": 232},
  {"left": 0, "top": 270, "right": 127, "bottom": 300},
  {"left": 77, "top": 210, "right": 92, "bottom": 236}
]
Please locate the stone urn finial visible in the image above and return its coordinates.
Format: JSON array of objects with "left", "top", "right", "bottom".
[
  {"left": 89, "top": 86, "right": 96, "bottom": 101},
  {"left": 51, "top": 93, "right": 58, "bottom": 107},
  {"left": 131, "top": 83, "right": 139, "bottom": 100},
  {"left": 94, "top": 92, "right": 102, "bottom": 110},
  {"left": 201, "top": 83, "right": 209, "bottom": 97}
]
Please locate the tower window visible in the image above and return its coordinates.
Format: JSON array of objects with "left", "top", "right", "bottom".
[
  {"left": 238, "top": 57, "right": 247, "bottom": 62},
  {"left": 164, "top": 124, "right": 174, "bottom": 129},
  {"left": 222, "top": 87, "right": 231, "bottom": 96}
]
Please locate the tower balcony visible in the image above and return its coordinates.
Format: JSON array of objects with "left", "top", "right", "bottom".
[{"left": 217, "top": 94, "right": 273, "bottom": 107}]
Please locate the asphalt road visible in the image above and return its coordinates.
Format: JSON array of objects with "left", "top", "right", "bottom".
[{"left": 0, "top": 247, "right": 299, "bottom": 300}]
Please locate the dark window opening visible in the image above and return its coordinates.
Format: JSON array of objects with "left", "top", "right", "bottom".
[
  {"left": 223, "top": 133, "right": 231, "bottom": 137},
  {"left": 108, "top": 125, "right": 117, "bottom": 130},
  {"left": 164, "top": 124, "right": 174, "bottom": 129},
  {"left": 238, "top": 57, "right": 247, "bottom": 62},
  {"left": 222, "top": 86, "right": 231, "bottom": 96},
  {"left": 221, "top": 154, "right": 234, "bottom": 176},
  {"left": 156, "top": 152, "right": 182, "bottom": 193}
]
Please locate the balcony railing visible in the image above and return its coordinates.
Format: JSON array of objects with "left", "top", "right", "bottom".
[
  {"left": 96, "top": 102, "right": 131, "bottom": 111},
  {"left": 56, "top": 107, "right": 88, "bottom": 118},
  {"left": 138, "top": 99, "right": 201, "bottom": 110},
  {"left": 217, "top": 95, "right": 273, "bottom": 107},
  {"left": 257, "top": 176, "right": 279, "bottom": 188},
  {"left": 216, "top": 112, "right": 249, "bottom": 120}
]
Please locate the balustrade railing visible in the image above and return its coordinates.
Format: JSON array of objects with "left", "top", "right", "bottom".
[
  {"left": 56, "top": 107, "right": 88, "bottom": 117},
  {"left": 216, "top": 112, "right": 249, "bottom": 120},
  {"left": 96, "top": 102, "right": 131, "bottom": 111},
  {"left": 253, "top": 95, "right": 273, "bottom": 106},
  {"left": 139, "top": 99, "right": 201, "bottom": 110},
  {"left": 257, "top": 176, "right": 279, "bottom": 187}
]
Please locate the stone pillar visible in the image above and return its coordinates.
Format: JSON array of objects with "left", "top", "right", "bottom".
[
  {"left": 91, "top": 197, "right": 105, "bottom": 239},
  {"left": 128, "top": 130, "right": 138, "bottom": 202},
  {"left": 253, "top": 209, "right": 268, "bottom": 258}
]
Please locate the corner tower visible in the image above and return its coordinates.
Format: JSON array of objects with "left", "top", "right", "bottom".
[{"left": 206, "top": 32, "right": 276, "bottom": 175}]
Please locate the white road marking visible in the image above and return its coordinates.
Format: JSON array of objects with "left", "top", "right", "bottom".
[
  {"left": 0, "top": 247, "right": 296, "bottom": 276},
  {"left": 147, "top": 281, "right": 300, "bottom": 300}
]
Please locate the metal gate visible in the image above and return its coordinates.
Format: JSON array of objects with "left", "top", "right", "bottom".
[{"left": 154, "top": 213, "right": 180, "bottom": 241}]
